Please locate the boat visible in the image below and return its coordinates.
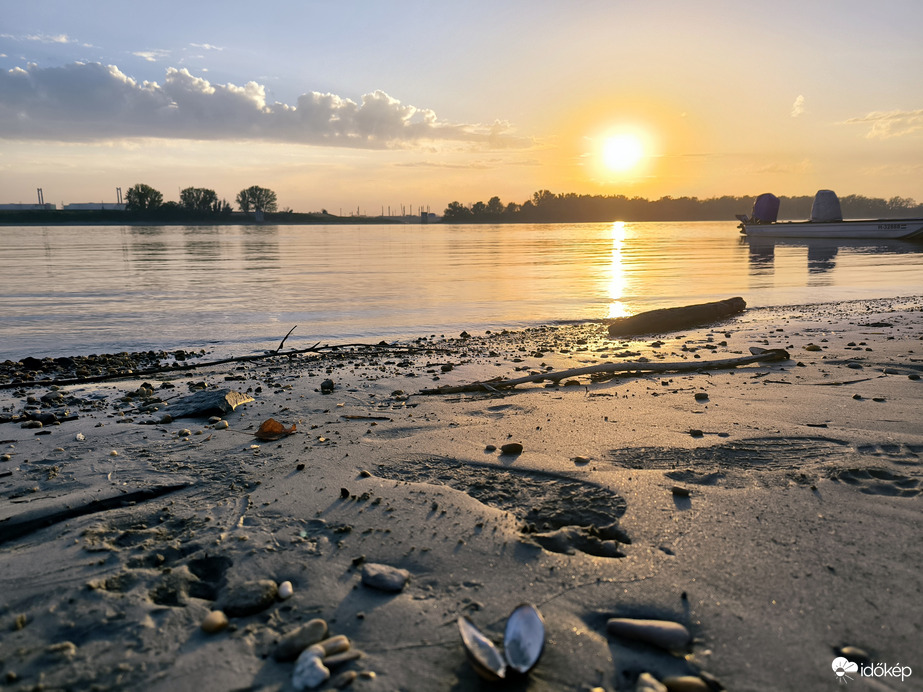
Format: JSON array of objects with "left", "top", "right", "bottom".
[{"left": 737, "top": 190, "right": 923, "bottom": 240}]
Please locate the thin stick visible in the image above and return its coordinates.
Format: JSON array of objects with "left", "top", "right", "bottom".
[
  {"left": 276, "top": 325, "right": 298, "bottom": 353},
  {"left": 418, "top": 348, "right": 790, "bottom": 395}
]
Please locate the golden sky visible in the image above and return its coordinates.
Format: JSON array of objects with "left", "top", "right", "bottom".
[{"left": 2, "top": 1, "right": 921, "bottom": 213}]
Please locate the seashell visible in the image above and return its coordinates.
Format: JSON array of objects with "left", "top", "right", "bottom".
[
  {"left": 503, "top": 603, "right": 545, "bottom": 674},
  {"left": 457, "top": 614, "right": 507, "bottom": 681},
  {"left": 457, "top": 603, "right": 545, "bottom": 681}
]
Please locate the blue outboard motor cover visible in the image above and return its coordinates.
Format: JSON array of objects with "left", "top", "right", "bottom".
[{"left": 752, "top": 193, "right": 780, "bottom": 223}]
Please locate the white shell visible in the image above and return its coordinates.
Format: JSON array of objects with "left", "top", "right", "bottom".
[
  {"left": 503, "top": 603, "right": 545, "bottom": 674},
  {"left": 457, "top": 615, "right": 507, "bottom": 681}
]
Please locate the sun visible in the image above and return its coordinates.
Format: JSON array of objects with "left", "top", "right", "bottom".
[{"left": 602, "top": 134, "right": 644, "bottom": 173}]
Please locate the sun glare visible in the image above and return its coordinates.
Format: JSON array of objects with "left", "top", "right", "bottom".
[{"left": 602, "top": 134, "right": 644, "bottom": 173}]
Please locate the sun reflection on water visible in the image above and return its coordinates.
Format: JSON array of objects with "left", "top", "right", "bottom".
[{"left": 607, "top": 221, "right": 631, "bottom": 318}]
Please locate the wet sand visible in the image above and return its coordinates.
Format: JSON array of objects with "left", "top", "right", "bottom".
[{"left": 1, "top": 296, "right": 921, "bottom": 691}]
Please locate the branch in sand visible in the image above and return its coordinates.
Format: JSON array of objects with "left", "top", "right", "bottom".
[{"left": 417, "top": 347, "right": 790, "bottom": 395}]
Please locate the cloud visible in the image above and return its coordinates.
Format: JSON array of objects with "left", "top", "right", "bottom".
[
  {"left": 844, "top": 108, "right": 923, "bottom": 138},
  {"left": 0, "top": 62, "right": 530, "bottom": 150},
  {"left": 25, "top": 33, "right": 74, "bottom": 44},
  {"left": 791, "top": 95, "right": 805, "bottom": 118},
  {"left": 190, "top": 43, "right": 223, "bottom": 51},
  {"left": 133, "top": 50, "right": 171, "bottom": 62}
]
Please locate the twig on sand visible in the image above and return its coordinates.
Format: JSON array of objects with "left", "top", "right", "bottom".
[
  {"left": 418, "top": 347, "right": 790, "bottom": 395},
  {"left": 275, "top": 325, "right": 298, "bottom": 353}
]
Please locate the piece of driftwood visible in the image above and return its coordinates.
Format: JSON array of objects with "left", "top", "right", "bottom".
[
  {"left": 607, "top": 297, "right": 747, "bottom": 338},
  {"left": 418, "top": 347, "right": 789, "bottom": 395},
  {"left": 166, "top": 389, "right": 255, "bottom": 419}
]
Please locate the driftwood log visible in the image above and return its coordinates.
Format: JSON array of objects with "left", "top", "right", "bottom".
[
  {"left": 418, "top": 347, "right": 789, "bottom": 395},
  {"left": 607, "top": 297, "right": 747, "bottom": 338}
]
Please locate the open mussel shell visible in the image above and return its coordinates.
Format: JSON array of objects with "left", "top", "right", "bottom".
[
  {"left": 457, "top": 615, "right": 507, "bottom": 681},
  {"left": 503, "top": 603, "right": 546, "bottom": 674},
  {"left": 457, "top": 604, "right": 546, "bottom": 681}
]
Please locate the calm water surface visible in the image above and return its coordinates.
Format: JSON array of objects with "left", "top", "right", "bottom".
[{"left": 2, "top": 221, "right": 922, "bottom": 360}]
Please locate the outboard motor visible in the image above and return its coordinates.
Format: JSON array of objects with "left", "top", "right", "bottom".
[
  {"left": 752, "top": 193, "right": 780, "bottom": 223},
  {"left": 811, "top": 189, "right": 842, "bottom": 222}
]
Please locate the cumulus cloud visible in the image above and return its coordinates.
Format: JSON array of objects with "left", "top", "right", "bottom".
[
  {"left": 791, "top": 94, "right": 805, "bottom": 118},
  {"left": 844, "top": 108, "right": 923, "bottom": 138},
  {"left": 190, "top": 43, "right": 223, "bottom": 51},
  {"left": 0, "top": 62, "right": 528, "bottom": 149}
]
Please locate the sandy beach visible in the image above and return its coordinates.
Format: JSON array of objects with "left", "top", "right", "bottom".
[{"left": 1, "top": 296, "right": 921, "bottom": 691}]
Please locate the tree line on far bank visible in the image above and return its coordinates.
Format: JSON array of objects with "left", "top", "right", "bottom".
[
  {"left": 124, "top": 183, "right": 278, "bottom": 218},
  {"left": 442, "top": 190, "right": 923, "bottom": 223}
]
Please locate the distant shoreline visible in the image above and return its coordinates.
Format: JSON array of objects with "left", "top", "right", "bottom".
[{"left": 0, "top": 211, "right": 409, "bottom": 226}]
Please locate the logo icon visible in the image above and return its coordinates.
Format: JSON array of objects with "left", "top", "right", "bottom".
[{"left": 832, "top": 657, "right": 858, "bottom": 683}]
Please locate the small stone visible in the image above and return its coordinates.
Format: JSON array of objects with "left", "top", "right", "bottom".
[
  {"left": 606, "top": 618, "right": 691, "bottom": 650},
  {"left": 330, "top": 670, "right": 358, "bottom": 689},
  {"left": 278, "top": 580, "right": 294, "bottom": 600},
  {"left": 361, "top": 563, "right": 410, "bottom": 592},
  {"left": 201, "top": 610, "right": 229, "bottom": 634},
  {"left": 21, "top": 420, "right": 42, "bottom": 429},
  {"left": 273, "top": 618, "right": 328, "bottom": 661},
  {"left": 213, "top": 420, "right": 229, "bottom": 429},
  {"left": 694, "top": 392, "right": 709, "bottom": 401},
  {"left": 837, "top": 645, "right": 871, "bottom": 665},
  {"left": 688, "top": 429, "right": 704, "bottom": 438},
  {"left": 671, "top": 485, "right": 691, "bottom": 497},
  {"left": 109, "top": 450, "right": 119, "bottom": 456},
  {"left": 573, "top": 455, "right": 591, "bottom": 465},
  {"left": 292, "top": 649, "right": 330, "bottom": 690},
  {"left": 804, "top": 344, "right": 822, "bottom": 351},
  {"left": 320, "top": 379, "right": 335, "bottom": 394},
  {"left": 662, "top": 675, "right": 710, "bottom": 692},
  {"left": 221, "top": 579, "right": 278, "bottom": 617},
  {"left": 500, "top": 442, "right": 523, "bottom": 455},
  {"left": 637, "top": 672, "right": 668, "bottom": 692},
  {"left": 75, "top": 432, "right": 86, "bottom": 441},
  {"left": 484, "top": 444, "right": 496, "bottom": 452}
]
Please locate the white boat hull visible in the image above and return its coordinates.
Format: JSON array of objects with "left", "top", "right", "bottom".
[{"left": 738, "top": 218, "right": 923, "bottom": 240}]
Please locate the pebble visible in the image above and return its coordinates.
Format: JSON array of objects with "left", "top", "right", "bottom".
[
  {"left": 838, "top": 645, "right": 871, "bottom": 664},
  {"left": 320, "top": 379, "right": 335, "bottom": 394},
  {"left": 213, "top": 420, "right": 229, "bottom": 429},
  {"left": 75, "top": 432, "right": 85, "bottom": 441},
  {"left": 606, "top": 618, "right": 691, "bottom": 650},
  {"left": 278, "top": 580, "right": 294, "bottom": 600},
  {"left": 671, "top": 485, "right": 691, "bottom": 497},
  {"left": 273, "top": 618, "right": 328, "bottom": 661},
  {"left": 109, "top": 450, "right": 119, "bottom": 456},
  {"left": 200, "top": 610, "right": 229, "bottom": 634},
  {"left": 573, "top": 455, "right": 591, "bottom": 465},
  {"left": 329, "top": 670, "right": 358, "bottom": 689},
  {"left": 636, "top": 672, "right": 668, "bottom": 692},
  {"left": 500, "top": 442, "right": 523, "bottom": 455},
  {"left": 361, "top": 563, "right": 410, "bottom": 592},
  {"left": 292, "top": 650, "right": 330, "bottom": 690},
  {"left": 221, "top": 579, "right": 279, "bottom": 617},
  {"left": 662, "top": 675, "right": 710, "bottom": 692},
  {"left": 694, "top": 392, "right": 709, "bottom": 401}
]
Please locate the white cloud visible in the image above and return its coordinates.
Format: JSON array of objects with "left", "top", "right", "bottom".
[
  {"left": 0, "top": 62, "right": 530, "bottom": 150},
  {"left": 190, "top": 43, "right": 223, "bottom": 51},
  {"left": 844, "top": 108, "right": 923, "bottom": 138},
  {"left": 24, "top": 33, "right": 74, "bottom": 44},
  {"left": 791, "top": 94, "right": 805, "bottom": 118},
  {"left": 133, "top": 50, "right": 171, "bottom": 63}
]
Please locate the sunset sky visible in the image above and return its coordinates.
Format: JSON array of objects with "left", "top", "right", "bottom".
[{"left": 2, "top": 0, "right": 921, "bottom": 214}]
